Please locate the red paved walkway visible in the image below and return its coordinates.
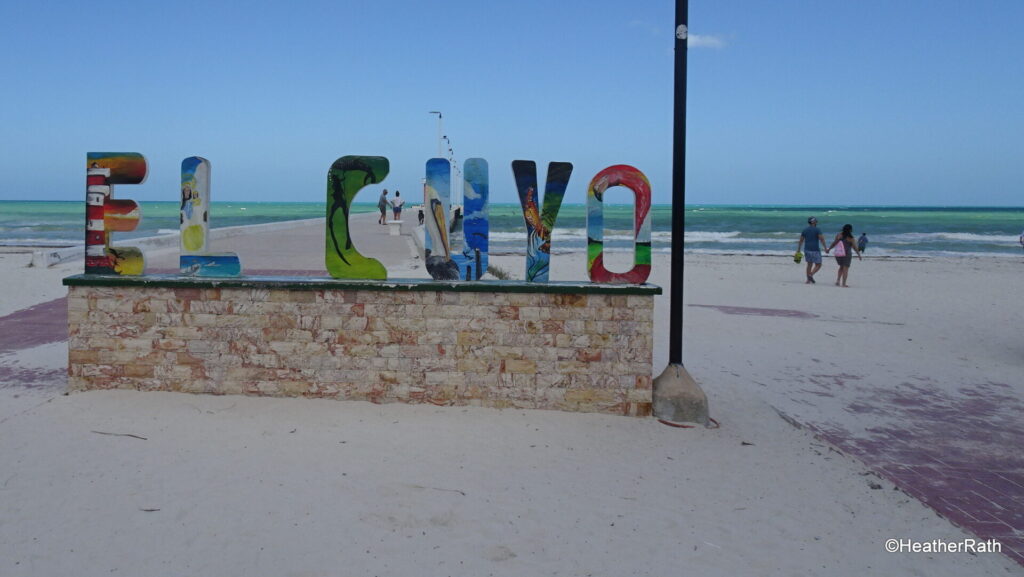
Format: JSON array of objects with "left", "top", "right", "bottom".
[{"left": 0, "top": 297, "right": 67, "bottom": 354}]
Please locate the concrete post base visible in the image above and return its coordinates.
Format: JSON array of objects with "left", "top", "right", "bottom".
[{"left": 653, "top": 363, "right": 709, "bottom": 426}]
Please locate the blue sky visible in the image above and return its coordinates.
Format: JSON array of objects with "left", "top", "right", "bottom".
[{"left": 1, "top": 0, "right": 1021, "bottom": 205}]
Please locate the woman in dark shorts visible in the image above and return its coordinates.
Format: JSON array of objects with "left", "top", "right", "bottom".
[
  {"left": 827, "top": 223, "right": 862, "bottom": 287},
  {"left": 390, "top": 190, "right": 404, "bottom": 220}
]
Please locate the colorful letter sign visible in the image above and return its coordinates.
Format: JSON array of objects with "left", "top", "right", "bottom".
[
  {"left": 586, "top": 165, "right": 652, "bottom": 284},
  {"left": 85, "top": 152, "right": 147, "bottom": 275},
  {"left": 179, "top": 157, "right": 242, "bottom": 276},
  {"left": 512, "top": 160, "right": 573, "bottom": 282},
  {"left": 325, "top": 156, "right": 389, "bottom": 279},
  {"left": 423, "top": 158, "right": 460, "bottom": 280},
  {"left": 450, "top": 158, "right": 489, "bottom": 280},
  {"left": 79, "top": 153, "right": 657, "bottom": 285}
]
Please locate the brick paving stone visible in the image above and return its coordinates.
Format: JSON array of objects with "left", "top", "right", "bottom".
[
  {"left": 0, "top": 365, "right": 66, "bottom": 390},
  {"left": 803, "top": 387, "right": 1024, "bottom": 567}
]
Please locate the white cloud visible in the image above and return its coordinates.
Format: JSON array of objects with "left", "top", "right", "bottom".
[
  {"left": 629, "top": 20, "right": 726, "bottom": 49},
  {"left": 688, "top": 33, "right": 726, "bottom": 49}
]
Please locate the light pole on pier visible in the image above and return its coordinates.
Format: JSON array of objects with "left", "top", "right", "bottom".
[{"left": 428, "top": 111, "right": 444, "bottom": 157}]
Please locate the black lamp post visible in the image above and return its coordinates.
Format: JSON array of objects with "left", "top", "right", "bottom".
[
  {"left": 652, "top": 0, "right": 709, "bottom": 425},
  {"left": 669, "top": 0, "right": 688, "bottom": 364}
]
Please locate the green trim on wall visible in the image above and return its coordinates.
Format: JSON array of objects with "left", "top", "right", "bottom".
[{"left": 63, "top": 274, "right": 662, "bottom": 296}]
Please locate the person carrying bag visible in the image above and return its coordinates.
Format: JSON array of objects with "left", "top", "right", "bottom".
[{"left": 827, "top": 224, "right": 862, "bottom": 287}]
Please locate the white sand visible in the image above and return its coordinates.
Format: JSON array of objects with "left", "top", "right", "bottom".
[
  {"left": 0, "top": 249, "right": 82, "bottom": 318},
  {"left": 494, "top": 251, "right": 1023, "bottom": 432},
  {"left": 1, "top": 237, "right": 1021, "bottom": 575}
]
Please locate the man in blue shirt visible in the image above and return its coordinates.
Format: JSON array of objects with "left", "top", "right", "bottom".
[{"left": 797, "top": 217, "right": 828, "bottom": 284}]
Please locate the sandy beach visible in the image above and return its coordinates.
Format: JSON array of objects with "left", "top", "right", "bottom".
[{"left": 1, "top": 217, "right": 1021, "bottom": 576}]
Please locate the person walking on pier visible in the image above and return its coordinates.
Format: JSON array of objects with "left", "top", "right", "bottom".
[{"left": 378, "top": 189, "right": 389, "bottom": 225}]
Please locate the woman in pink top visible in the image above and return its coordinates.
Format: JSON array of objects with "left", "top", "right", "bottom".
[{"left": 827, "top": 223, "right": 862, "bottom": 287}]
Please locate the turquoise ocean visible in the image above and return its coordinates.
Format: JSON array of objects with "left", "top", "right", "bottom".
[{"left": 2, "top": 201, "right": 1023, "bottom": 258}]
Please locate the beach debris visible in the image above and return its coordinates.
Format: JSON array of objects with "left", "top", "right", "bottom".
[
  {"left": 741, "top": 441, "right": 755, "bottom": 446},
  {"left": 91, "top": 430, "right": 147, "bottom": 440},
  {"left": 409, "top": 484, "right": 466, "bottom": 496}
]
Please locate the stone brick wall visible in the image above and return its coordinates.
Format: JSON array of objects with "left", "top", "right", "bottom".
[{"left": 65, "top": 280, "right": 657, "bottom": 416}]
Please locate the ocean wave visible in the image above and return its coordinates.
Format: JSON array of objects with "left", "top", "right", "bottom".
[
  {"left": 886, "top": 232, "right": 1021, "bottom": 244},
  {"left": 486, "top": 229, "right": 773, "bottom": 243},
  {"left": 0, "top": 227, "right": 75, "bottom": 236},
  {"left": 0, "top": 238, "right": 84, "bottom": 247},
  {"left": 684, "top": 236, "right": 793, "bottom": 245},
  {"left": 678, "top": 230, "right": 740, "bottom": 242},
  {"left": 645, "top": 248, "right": 1022, "bottom": 259},
  {"left": 491, "top": 243, "right": 1023, "bottom": 259}
]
